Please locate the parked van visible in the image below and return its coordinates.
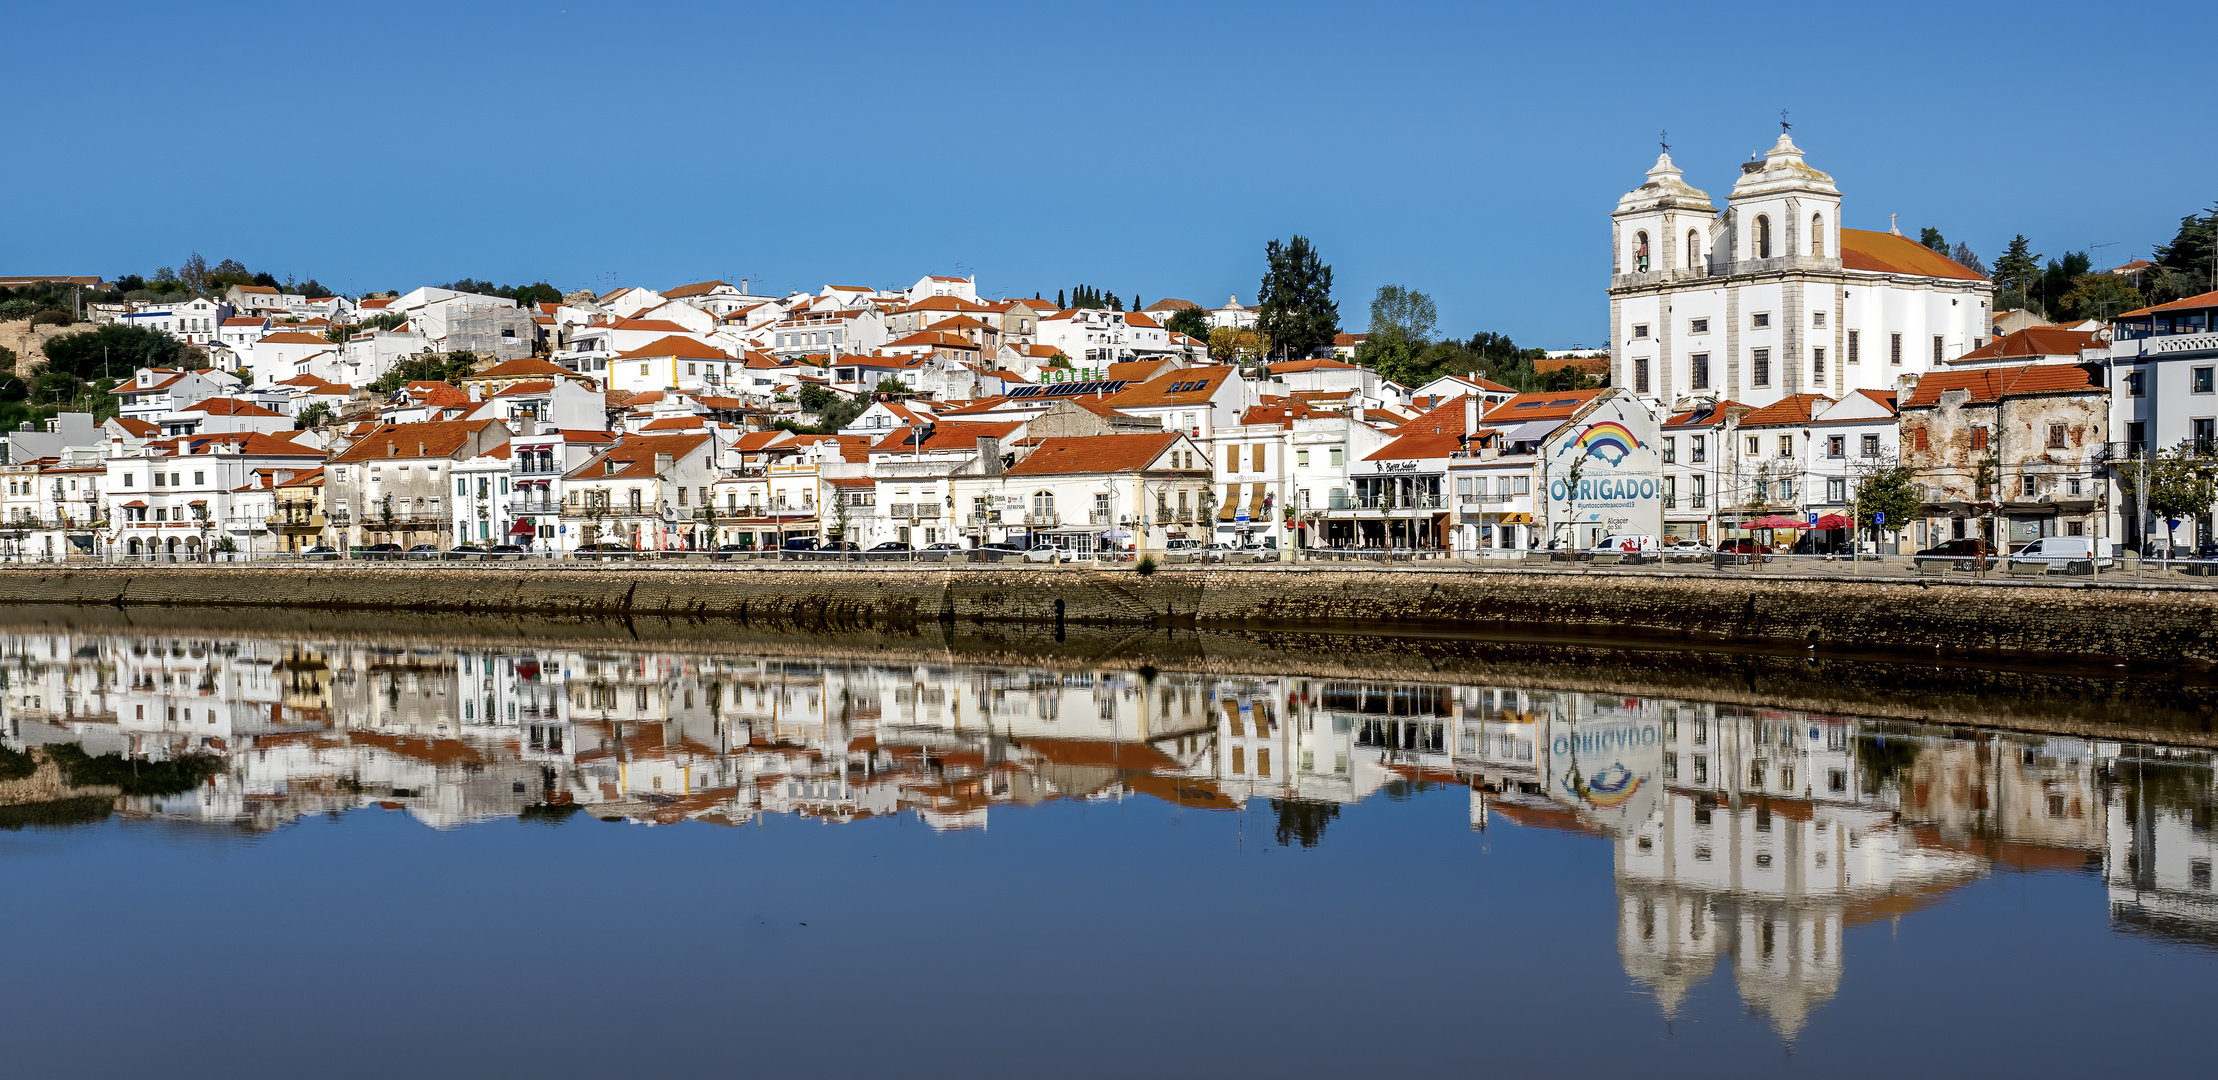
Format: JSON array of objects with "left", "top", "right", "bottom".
[
  {"left": 2008, "top": 536, "right": 2110, "bottom": 570},
  {"left": 1589, "top": 534, "right": 1662, "bottom": 555}
]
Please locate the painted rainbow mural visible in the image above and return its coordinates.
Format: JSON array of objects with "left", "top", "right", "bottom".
[{"left": 1571, "top": 420, "right": 1642, "bottom": 466}]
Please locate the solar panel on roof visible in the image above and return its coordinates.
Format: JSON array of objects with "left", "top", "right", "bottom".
[
  {"left": 1548, "top": 398, "right": 1579, "bottom": 406},
  {"left": 1512, "top": 401, "right": 1542, "bottom": 409}
]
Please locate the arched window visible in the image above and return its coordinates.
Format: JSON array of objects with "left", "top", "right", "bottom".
[
  {"left": 1688, "top": 230, "right": 1702, "bottom": 271},
  {"left": 1810, "top": 214, "right": 1825, "bottom": 257},
  {"left": 1754, "top": 215, "right": 1773, "bottom": 260},
  {"left": 1634, "top": 231, "right": 1651, "bottom": 273},
  {"left": 1032, "top": 490, "right": 1055, "bottom": 520}
]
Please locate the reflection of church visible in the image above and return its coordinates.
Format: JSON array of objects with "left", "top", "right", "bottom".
[{"left": 1452, "top": 694, "right": 2160, "bottom": 1040}]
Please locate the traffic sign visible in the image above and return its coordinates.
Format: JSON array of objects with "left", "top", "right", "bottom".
[
  {"left": 1807, "top": 512, "right": 1818, "bottom": 525},
  {"left": 1873, "top": 512, "right": 1885, "bottom": 525}
]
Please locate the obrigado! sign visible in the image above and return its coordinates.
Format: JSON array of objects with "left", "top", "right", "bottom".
[{"left": 1547, "top": 393, "right": 1663, "bottom": 541}]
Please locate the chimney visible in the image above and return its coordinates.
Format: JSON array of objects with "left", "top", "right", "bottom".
[
  {"left": 741, "top": 278, "right": 748, "bottom": 294},
  {"left": 655, "top": 452, "right": 673, "bottom": 475},
  {"left": 977, "top": 436, "right": 1003, "bottom": 475},
  {"left": 1464, "top": 395, "right": 1478, "bottom": 435},
  {"left": 416, "top": 441, "right": 425, "bottom": 457}
]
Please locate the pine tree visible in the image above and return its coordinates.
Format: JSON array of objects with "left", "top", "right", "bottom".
[
  {"left": 1056, "top": 289, "right": 1065, "bottom": 309},
  {"left": 1132, "top": 295, "right": 1141, "bottom": 311},
  {"left": 1255, "top": 235, "right": 1340, "bottom": 361},
  {"left": 1918, "top": 227, "right": 1948, "bottom": 254},
  {"left": 1992, "top": 235, "right": 2042, "bottom": 302}
]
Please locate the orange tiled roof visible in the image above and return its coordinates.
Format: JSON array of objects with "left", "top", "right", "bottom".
[
  {"left": 1900, "top": 363, "right": 2101, "bottom": 407},
  {"left": 1479, "top": 390, "right": 1604, "bottom": 423},
  {"left": 1102, "top": 365, "right": 1234, "bottom": 410},
  {"left": 1737, "top": 393, "right": 1832, "bottom": 427},
  {"left": 1840, "top": 229, "right": 1986, "bottom": 280},
  {"left": 1950, "top": 326, "right": 2104, "bottom": 362},
  {"left": 2116, "top": 288, "right": 2218, "bottom": 318},
  {"left": 614, "top": 334, "right": 730, "bottom": 361},
  {"left": 1367, "top": 432, "right": 1465, "bottom": 461},
  {"left": 564, "top": 432, "right": 712, "bottom": 481},
  {"left": 328, "top": 419, "right": 504, "bottom": 463},
  {"left": 871, "top": 420, "right": 1021, "bottom": 454},
  {"left": 1005, "top": 433, "right": 1184, "bottom": 476}
]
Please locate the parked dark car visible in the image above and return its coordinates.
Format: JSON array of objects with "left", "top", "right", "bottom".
[
  {"left": 1788, "top": 533, "right": 1848, "bottom": 555},
  {"left": 1716, "top": 540, "right": 1770, "bottom": 556},
  {"left": 444, "top": 544, "right": 486, "bottom": 560},
  {"left": 869, "top": 541, "right": 912, "bottom": 552},
  {"left": 486, "top": 544, "right": 528, "bottom": 558},
  {"left": 710, "top": 544, "right": 752, "bottom": 561},
  {"left": 1916, "top": 538, "right": 1998, "bottom": 569},
  {"left": 971, "top": 541, "right": 1025, "bottom": 562},
  {"left": 576, "top": 541, "right": 636, "bottom": 560},
  {"left": 1916, "top": 539, "right": 1996, "bottom": 559},
  {"left": 360, "top": 543, "right": 403, "bottom": 560},
  {"left": 780, "top": 538, "right": 820, "bottom": 552}
]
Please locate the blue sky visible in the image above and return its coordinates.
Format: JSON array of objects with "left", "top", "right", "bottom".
[{"left": 6, "top": 1, "right": 2209, "bottom": 347}]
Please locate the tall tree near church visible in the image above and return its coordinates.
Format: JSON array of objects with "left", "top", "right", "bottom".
[
  {"left": 2148, "top": 204, "right": 2218, "bottom": 304},
  {"left": 1992, "top": 235, "right": 2042, "bottom": 307},
  {"left": 1255, "top": 235, "right": 1339, "bottom": 362},
  {"left": 1950, "top": 242, "right": 1988, "bottom": 278},
  {"left": 1918, "top": 227, "right": 1948, "bottom": 254}
]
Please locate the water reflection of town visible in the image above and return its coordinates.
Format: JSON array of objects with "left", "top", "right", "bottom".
[{"left": 5, "top": 629, "right": 2214, "bottom": 1035}]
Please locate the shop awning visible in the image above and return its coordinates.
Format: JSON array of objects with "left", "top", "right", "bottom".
[
  {"left": 1498, "top": 513, "right": 1534, "bottom": 524},
  {"left": 1245, "top": 484, "right": 1267, "bottom": 520},
  {"left": 1217, "top": 482, "right": 1241, "bottom": 521}
]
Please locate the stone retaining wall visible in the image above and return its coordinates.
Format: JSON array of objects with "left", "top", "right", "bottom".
[{"left": 1, "top": 564, "right": 2213, "bottom": 666}]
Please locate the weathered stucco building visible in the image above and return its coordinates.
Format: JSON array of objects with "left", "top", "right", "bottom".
[{"left": 1897, "top": 363, "right": 2107, "bottom": 550}]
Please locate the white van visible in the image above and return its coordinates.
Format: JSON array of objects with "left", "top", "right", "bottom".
[
  {"left": 2008, "top": 536, "right": 2110, "bottom": 570},
  {"left": 1589, "top": 534, "right": 1662, "bottom": 555}
]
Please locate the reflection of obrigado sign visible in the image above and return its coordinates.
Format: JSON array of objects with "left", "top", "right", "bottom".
[{"left": 1551, "top": 723, "right": 1659, "bottom": 758}]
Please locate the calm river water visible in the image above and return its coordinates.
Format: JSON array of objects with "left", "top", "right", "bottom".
[{"left": 2, "top": 618, "right": 2213, "bottom": 1078}]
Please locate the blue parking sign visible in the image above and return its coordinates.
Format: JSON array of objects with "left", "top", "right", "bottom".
[{"left": 1873, "top": 512, "right": 1885, "bottom": 525}]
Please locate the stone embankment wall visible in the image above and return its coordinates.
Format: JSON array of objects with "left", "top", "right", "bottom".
[{"left": 1, "top": 564, "right": 2214, "bottom": 666}]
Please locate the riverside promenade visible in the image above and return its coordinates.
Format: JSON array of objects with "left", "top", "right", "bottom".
[{"left": 2, "top": 560, "right": 2214, "bottom": 668}]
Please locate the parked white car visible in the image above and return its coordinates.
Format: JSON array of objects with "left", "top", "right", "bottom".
[{"left": 1024, "top": 544, "right": 1063, "bottom": 563}]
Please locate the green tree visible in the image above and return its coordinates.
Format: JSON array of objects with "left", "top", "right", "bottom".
[
  {"left": 1354, "top": 332, "right": 1429, "bottom": 388},
  {"left": 1164, "top": 307, "right": 1211, "bottom": 341},
  {"left": 41, "top": 324, "right": 184, "bottom": 381},
  {"left": 1537, "top": 364, "right": 1599, "bottom": 392},
  {"left": 1850, "top": 461, "right": 1919, "bottom": 540},
  {"left": 2132, "top": 441, "right": 2218, "bottom": 552},
  {"left": 2149, "top": 203, "right": 2218, "bottom": 304},
  {"left": 1919, "top": 227, "right": 1948, "bottom": 254},
  {"left": 2054, "top": 274, "right": 2145, "bottom": 322},
  {"left": 873, "top": 377, "right": 909, "bottom": 394},
  {"left": 2038, "top": 251, "right": 2093, "bottom": 314},
  {"left": 295, "top": 402, "right": 335, "bottom": 430},
  {"left": 1255, "top": 235, "right": 1338, "bottom": 361},
  {"left": 1950, "top": 242, "right": 1988, "bottom": 278},
  {"left": 1366, "top": 284, "right": 1437, "bottom": 344},
  {"left": 1992, "top": 235, "right": 2042, "bottom": 307}
]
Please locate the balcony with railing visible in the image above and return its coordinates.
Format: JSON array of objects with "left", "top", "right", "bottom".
[
  {"left": 1025, "top": 511, "right": 1059, "bottom": 526},
  {"left": 267, "top": 507, "right": 328, "bottom": 529}
]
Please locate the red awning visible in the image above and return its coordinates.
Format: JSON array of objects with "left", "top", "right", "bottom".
[
  {"left": 1812, "top": 513, "right": 1851, "bottom": 529},
  {"left": 508, "top": 521, "right": 535, "bottom": 535}
]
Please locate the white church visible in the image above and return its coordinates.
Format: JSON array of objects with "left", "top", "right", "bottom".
[{"left": 1609, "top": 131, "right": 1992, "bottom": 410}]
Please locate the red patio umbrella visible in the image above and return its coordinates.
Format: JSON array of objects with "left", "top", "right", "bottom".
[
  {"left": 1745, "top": 514, "right": 1806, "bottom": 529},
  {"left": 1811, "top": 513, "right": 1851, "bottom": 529}
]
